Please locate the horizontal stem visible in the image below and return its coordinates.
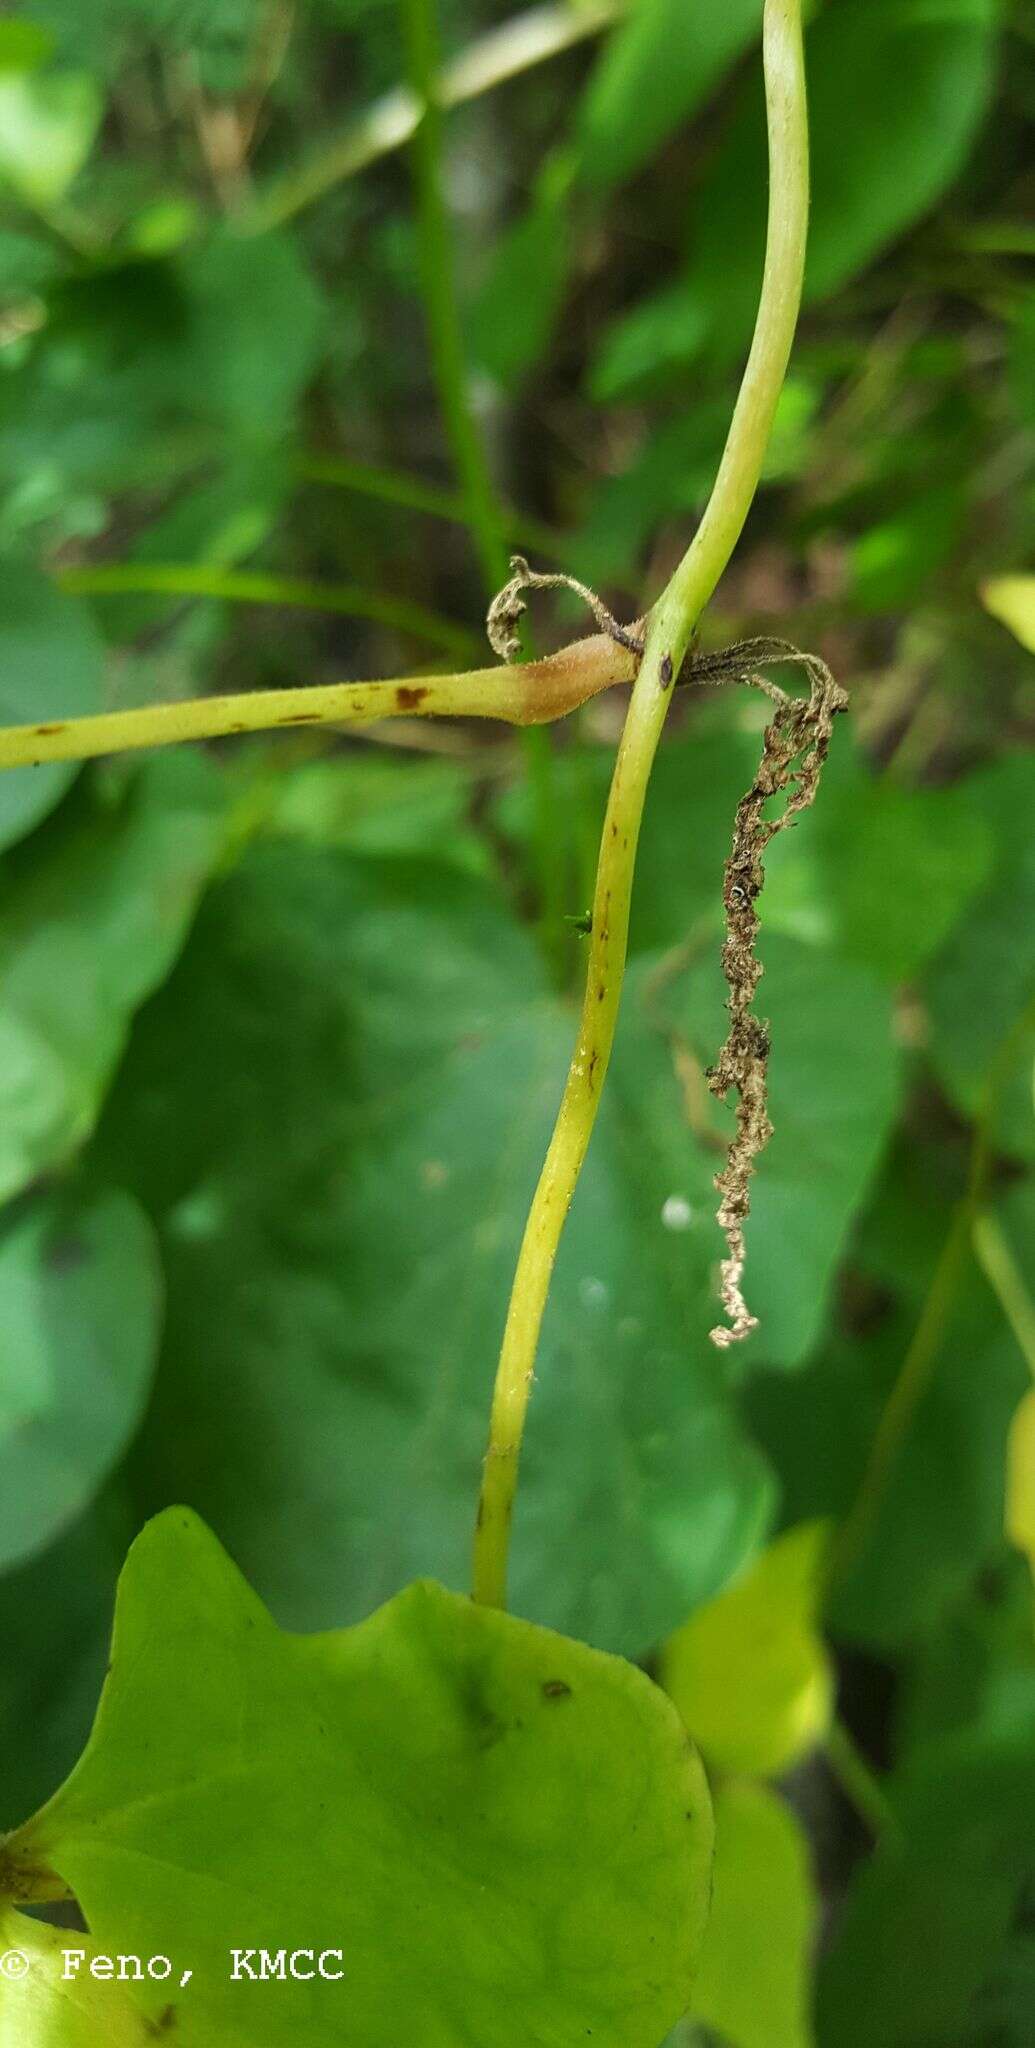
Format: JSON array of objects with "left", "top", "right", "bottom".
[
  {"left": 57, "top": 563, "right": 475, "bottom": 658},
  {"left": 0, "top": 633, "right": 639, "bottom": 772},
  {"left": 245, "top": 0, "right": 621, "bottom": 231}
]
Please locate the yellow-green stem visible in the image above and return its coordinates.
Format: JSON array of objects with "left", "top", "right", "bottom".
[
  {"left": 473, "top": 0, "right": 810, "bottom": 1608},
  {"left": 0, "top": 633, "right": 639, "bottom": 773}
]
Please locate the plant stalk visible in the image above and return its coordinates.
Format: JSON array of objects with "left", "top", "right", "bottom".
[
  {"left": 0, "top": 634, "right": 640, "bottom": 773},
  {"left": 472, "top": 0, "right": 810, "bottom": 1609},
  {"left": 246, "top": 2, "right": 621, "bottom": 233},
  {"left": 401, "top": 0, "right": 565, "bottom": 972},
  {"left": 56, "top": 562, "right": 477, "bottom": 659}
]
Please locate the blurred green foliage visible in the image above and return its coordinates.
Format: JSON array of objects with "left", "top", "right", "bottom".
[{"left": 0, "top": 0, "right": 1033, "bottom": 2041}]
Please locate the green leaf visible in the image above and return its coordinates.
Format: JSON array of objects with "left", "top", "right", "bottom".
[
  {"left": 926, "top": 754, "right": 1035, "bottom": 1163},
  {"left": 0, "top": 1907, "right": 154, "bottom": 2047},
  {"left": 265, "top": 753, "right": 490, "bottom": 872},
  {"left": 94, "top": 841, "right": 779, "bottom": 1656},
  {"left": 662, "top": 1522, "right": 834, "bottom": 1778},
  {"left": 817, "top": 1734, "right": 1035, "bottom": 2047},
  {"left": 762, "top": 730, "right": 993, "bottom": 981},
  {"left": 601, "top": 0, "right": 997, "bottom": 384},
  {"left": 0, "top": 231, "right": 326, "bottom": 522},
  {"left": 471, "top": 156, "right": 573, "bottom": 390},
  {"left": 690, "top": 1781, "right": 817, "bottom": 2048},
  {"left": 0, "top": 66, "right": 101, "bottom": 209},
  {"left": 0, "top": 751, "right": 226, "bottom": 1203},
  {"left": 574, "top": 0, "right": 760, "bottom": 194},
  {"left": 588, "top": 282, "right": 709, "bottom": 406},
  {"left": 0, "top": 562, "right": 104, "bottom": 852},
  {"left": 4, "top": 1507, "right": 714, "bottom": 2048},
  {"left": 848, "top": 485, "right": 963, "bottom": 611},
  {"left": 0, "top": 1185, "right": 160, "bottom": 1572},
  {"left": 0, "top": 1502, "right": 123, "bottom": 1831},
  {"left": 752, "top": 1147, "right": 1029, "bottom": 1650},
  {"left": 0, "top": 225, "right": 61, "bottom": 299},
  {"left": 572, "top": 401, "right": 730, "bottom": 583},
  {"left": 170, "top": 227, "right": 327, "bottom": 434},
  {"left": 895, "top": 1560, "right": 1035, "bottom": 1762},
  {"left": 0, "top": 20, "right": 55, "bottom": 72},
  {"left": 982, "top": 575, "right": 1035, "bottom": 654}
]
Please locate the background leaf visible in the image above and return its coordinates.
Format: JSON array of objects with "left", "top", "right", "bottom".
[
  {"left": 0, "top": 563, "right": 103, "bottom": 852},
  {"left": 662, "top": 1522, "right": 834, "bottom": 1779},
  {"left": 689, "top": 1780, "right": 817, "bottom": 2048},
  {"left": 0, "top": 751, "right": 226, "bottom": 1203},
  {"left": 0, "top": 1184, "right": 161, "bottom": 1571}
]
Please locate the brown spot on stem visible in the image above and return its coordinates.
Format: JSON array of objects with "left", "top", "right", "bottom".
[
  {"left": 34, "top": 722, "right": 65, "bottom": 736},
  {"left": 395, "top": 685, "right": 428, "bottom": 711},
  {"left": 659, "top": 653, "right": 674, "bottom": 689}
]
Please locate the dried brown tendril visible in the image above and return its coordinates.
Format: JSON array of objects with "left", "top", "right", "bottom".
[
  {"left": 692, "top": 639, "right": 849, "bottom": 1350},
  {"left": 487, "top": 555, "right": 644, "bottom": 663}
]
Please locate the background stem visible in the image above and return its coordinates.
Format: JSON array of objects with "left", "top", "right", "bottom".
[
  {"left": 401, "top": 0, "right": 565, "bottom": 974},
  {"left": 56, "top": 563, "right": 477, "bottom": 659},
  {"left": 472, "top": 0, "right": 810, "bottom": 1610}
]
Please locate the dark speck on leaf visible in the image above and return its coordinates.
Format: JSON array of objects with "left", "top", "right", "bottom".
[
  {"left": 542, "top": 1679, "right": 572, "bottom": 1700},
  {"left": 46, "top": 1233, "right": 87, "bottom": 1274}
]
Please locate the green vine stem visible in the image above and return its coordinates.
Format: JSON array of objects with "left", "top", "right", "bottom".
[
  {"left": 823, "top": 1719, "right": 900, "bottom": 1843},
  {"left": 472, "top": 0, "right": 810, "bottom": 1609},
  {"left": 56, "top": 562, "right": 478, "bottom": 659},
  {"left": 974, "top": 1211, "right": 1035, "bottom": 1382},
  {"left": 295, "top": 451, "right": 563, "bottom": 560},
  {"left": 401, "top": 0, "right": 565, "bottom": 971},
  {"left": 0, "top": 632, "right": 640, "bottom": 772}
]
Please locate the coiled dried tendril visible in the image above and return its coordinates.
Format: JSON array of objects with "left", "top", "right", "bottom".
[{"left": 485, "top": 561, "right": 847, "bottom": 1354}]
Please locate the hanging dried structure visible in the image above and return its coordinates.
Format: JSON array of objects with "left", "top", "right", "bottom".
[{"left": 696, "top": 640, "right": 848, "bottom": 1347}]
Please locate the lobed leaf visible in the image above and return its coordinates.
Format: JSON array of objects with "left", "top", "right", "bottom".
[{"left": 4, "top": 1507, "right": 713, "bottom": 2048}]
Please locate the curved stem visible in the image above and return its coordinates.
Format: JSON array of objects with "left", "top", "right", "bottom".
[
  {"left": 473, "top": 0, "right": 810, "bottom": 1609},
  {"left": 245, "top": 2, "right": 620, "bottom": 233},
  {"left": 401, "top": 0, "right": 565, "bottom": 970},
  {"left": 974, "top": 1211, "right": 1035, "bottom": 1383},
  {"left": 0, "top": 633, "right": 639, "bottom": 772},
  {"left": 824, "top": 1719, "right": 899, "bottom": 1842}
]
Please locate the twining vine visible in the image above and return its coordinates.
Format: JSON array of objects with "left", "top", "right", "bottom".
[{"left": 0, "top": 0, "right": 839, "bottom": 1620}]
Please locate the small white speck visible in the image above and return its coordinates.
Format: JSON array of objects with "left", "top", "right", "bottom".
[
  {"left": 580, "top": 1276, "right": 609, "bottom": 1309},
  {"left": 661, "top": 1195, "right": 694, "bottom": 1232}
]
